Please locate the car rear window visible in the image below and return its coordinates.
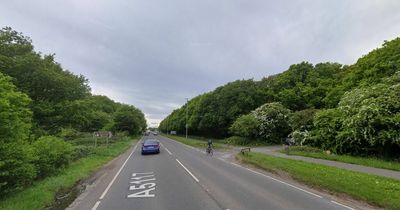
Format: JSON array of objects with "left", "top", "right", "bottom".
[{"left": 144, "top": 140, "right": 159, "bottom": 145}]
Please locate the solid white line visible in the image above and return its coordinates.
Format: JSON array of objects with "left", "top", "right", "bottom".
[
  {"left": 331, "top": 201, "right": 355, "bottom": 210},
  {"left": 164, "top": 147, "right": 172, "bottom": 155},
  {"left": 99, "top": 142, "right": 139, "bottom": 200},
  {"left": 176, "top": 159, "right": 200, "bottom": 182},
  {"left": 230, "top": 162, "right": 323, "bottom": 199},
  {"left": 91, "top": 201, "right": 101, "bottom": 210}
]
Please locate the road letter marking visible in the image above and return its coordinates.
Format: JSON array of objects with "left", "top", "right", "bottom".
[{"left": 127, "top": 188, "right": 156, "bottom": 198}]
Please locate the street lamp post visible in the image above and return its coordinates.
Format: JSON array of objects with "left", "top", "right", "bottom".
[{"left": 185, "top": 98, "right": 189, "bottom": 139}]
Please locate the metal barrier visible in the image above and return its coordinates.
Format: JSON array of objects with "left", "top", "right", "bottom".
[{"left": 240, "top": 147, "right": 251, "bottom": 155}]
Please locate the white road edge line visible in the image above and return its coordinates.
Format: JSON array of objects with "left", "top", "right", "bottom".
[
  {"left": 164, "top": 147, "right": 172, "bottom": 155},
  {"left": 98, "top": 142, "right": 139, "bottom": 200},
  {"left": 91, "top": 201, "right": 101, "bottom": 210},
  {"left": 176, "top": 159, "right": 200, "bottom": 182},
  {"left": 230, "top": 162, "right": 323, "bottom": 199},
  {"left": 331, "top": 201, "right": 355, "bottom": 210}
]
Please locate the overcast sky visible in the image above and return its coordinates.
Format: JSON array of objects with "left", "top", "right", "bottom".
[{"left": 1, "top": 0, "right": 400, "bottom": 126}]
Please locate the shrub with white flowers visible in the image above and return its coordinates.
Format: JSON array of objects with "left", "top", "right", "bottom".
[{"left": 253, "top": 102, "right": 291, "bottom": 144}]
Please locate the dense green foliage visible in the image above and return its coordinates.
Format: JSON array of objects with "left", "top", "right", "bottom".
[
  {"left": 253, "top": 102, "right": 292, "bottom": 143},
  {"left": 0, "top": 27, "right": 146, "bottom": 196},
  {"left": 229, "top": 114, "right": 259, "bottom": 139},
  {"left": 32, "top": 136, "right": 74, "bottom": 178},
  {"left": 311, "top": 75, "right": 400, "bottom": 156},
  {"left": 0, "top": 72, "right": 36, "bottom": 194},
  {"left": 160, "top": 37, "right": 400, "bottom": 158},
  {"left": 0, "top": 73, "right": 32, "bottom": 143},
  {"left": 113, "top": 105, "right": 146, "bottom": 135},
  {"left": 0, "top": 137, "right": 138, "bottom": 210}
]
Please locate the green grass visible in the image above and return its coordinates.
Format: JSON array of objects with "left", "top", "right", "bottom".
[
  {"left": 237, "top": 152, "right": 400, "bottom": 210},
  {"left": 282, "top": 146, "right": 400, "bottom": 172},
  {"left": 0, "top": 136, "right": 139, "bottom": 210},
  {"left": 221, "top": 136, "right": 273, "bottom": 147},
  {"left": 162, "top": 134, "right": 227, "bottom": 149}
]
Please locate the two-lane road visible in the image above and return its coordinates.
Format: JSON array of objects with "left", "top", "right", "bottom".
[{"left": 77, "top": 135, "right": 356, "bottom": 210}]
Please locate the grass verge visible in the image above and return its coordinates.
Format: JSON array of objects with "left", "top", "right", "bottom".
[
  {"left": 162, "top": 134, "right": 227, "bottom": 149},
  {"left": 222, "top": 136, "right": 272, "bottom": 147},
  {"left": 236, "top": 152, "right": 400, "bottom": 210},
  {"left": 0, "top": 136, "right": 139, "bottom": 210},
  {"left": 282, "top": 146, "right": 400, "bottom": 172}
]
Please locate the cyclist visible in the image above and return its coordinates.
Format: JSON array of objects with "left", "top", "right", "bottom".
[{"left": 207, "top": 139, "right": 213, "bottom": 155}]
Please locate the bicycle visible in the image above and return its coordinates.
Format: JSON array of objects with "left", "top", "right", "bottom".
[{"left": 206, "top": 146, "right": 213, "bottom": 156}]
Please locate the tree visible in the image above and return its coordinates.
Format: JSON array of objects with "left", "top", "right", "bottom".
[
  {"left": 0, "top": 27, "right": 91, "bottom": 135},
  {"left": 113, "top": 105, "right": 146, "bottom": 135},
  {"left": 0, "top": 72, "right": 36, "bottom": 195},
  {"left": 253, "top": 102, "right": 291, "bottom": 144},
  {"left": 229, "top": 114, "right": 259, "bottom": 139},
  {"left": 0, "top": 73, "right": 32, "bottom": 143}
]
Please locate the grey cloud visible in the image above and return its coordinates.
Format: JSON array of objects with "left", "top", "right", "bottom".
[{"left": 1, "top": 0, "right": 400, "bottom": 126}]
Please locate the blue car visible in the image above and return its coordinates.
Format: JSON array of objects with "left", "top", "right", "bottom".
[{"left": 141, "top": 139, "right": 160, "bottom": 154}]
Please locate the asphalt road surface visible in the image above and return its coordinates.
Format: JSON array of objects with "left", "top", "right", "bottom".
[{"left": 78, "top": 135, "right": 357, "bottom": 210}]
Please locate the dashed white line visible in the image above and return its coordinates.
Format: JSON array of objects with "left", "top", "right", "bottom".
[
  {"left": 99, "top": 142, "right": 139, "bottom": 200},
  {"left": 91, "top": 201, "right": 101, "bottom": 210},
  {"left": 331, "top": 201, "right": 355, "bottom": 210},
  {"left": 163, "top": 136, "right": 356, "bottom": 210},
  {"left": 176, "top": 159, "right": 200, "bottom": 182},
  {"left": 164, "top": 147, "right": 172, "bottom": 155},
  {"left": 229, "top": 162, "right": 323, "bottom": 199}
]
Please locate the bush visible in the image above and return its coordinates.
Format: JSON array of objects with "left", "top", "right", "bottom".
[
  {"left": 311, "top": 78, "right": 400, "bottom": 157},
  {"left": 0, "top": 143, "right": 36, "bottom": 196},
  {"left": 57, "top": 127, "right": 80, "bottom": 140},
  {"left": 0, "top": 72, "right": 35, "bottom": 196},
  {"left": 71, "top": 145, "right": 93, "bottom": 160},
  {"left": 311, "top": 108, "right": 344, "bottom": 152},
  {"left": 0, "top": 72, "right": 32, "bottom": 143},
  {"left": 253, "top": 102, "right": 291, "bottom": 144},
  {"left": 229, "top": 114, "right": 259, "bottom": 138},
  {"left": 289, "top": 109, "right": 317, "bottom": 131},
  {"left": 32, "top": 136, "right": 73, "bottom": 178}
]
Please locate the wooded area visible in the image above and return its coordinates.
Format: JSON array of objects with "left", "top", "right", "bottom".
[
  {"left": 0, "top": 27, "right": 147, "bottom": 196},
  {"left": 159, "top": 37, "right": 400, "bottom": 158}
]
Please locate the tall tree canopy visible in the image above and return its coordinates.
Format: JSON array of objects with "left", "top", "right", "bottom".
[{"left": 160, "top": 37, "right": 400, "bottom": 157}]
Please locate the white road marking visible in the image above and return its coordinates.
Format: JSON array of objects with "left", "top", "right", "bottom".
[
  {"left": 130, "top": 178, "right": 156, "bottom": 184},
  {"left": 132, "top": 172, "right": 153, "bottom": 176},
  {"left": 164, "top": 147, "right": 172, "bottom": 155},
  {"left": 128, "top": 172, "right": 156, "bottom": 198},
  {"left": 176, "top": 159, "right": 200, "bottom": 182},
  {"left": 331, "top": 201, "right": 355, "bottom": 210},
  {"left": 127, "top": 187, "right": 156, "bottom": 198},
  {"left": 91, "top": 201, "right": 101, "bottom": 210},
  {"left": 131, "top": 175, "right": 155, "bottom": 180},
  {"left": 98, "top": 142, "right": 139, "bottom": 200},
  {"left": 129, "top": 183, "right": 156, "bottom": 190},
  {"left": 230, "top": 162, "right": 324, "bottom": 199}
]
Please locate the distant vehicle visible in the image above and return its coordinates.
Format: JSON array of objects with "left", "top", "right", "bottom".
[
  {"left": 153, "top": 131, "right": 158, "bottom": 135},
  {"left": 144, "top": 131, "right": 150, "bottom": 136},
  {"left": 141, "top": 139, "right": 160, "bottom": 154}
]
